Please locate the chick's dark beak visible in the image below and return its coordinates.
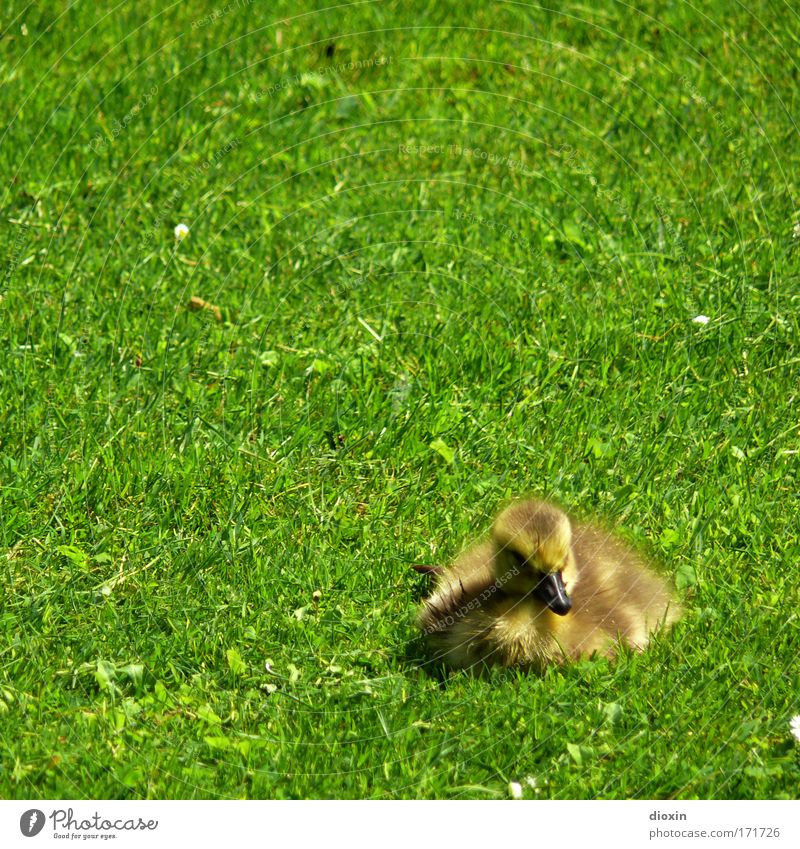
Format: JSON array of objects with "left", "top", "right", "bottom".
[{"left": 534, "top": 571, "right": 571, "bottom": 615}]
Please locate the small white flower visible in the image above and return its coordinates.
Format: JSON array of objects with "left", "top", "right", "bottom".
[
  {"left": 792, "top": 222, "right": 800, "bottom": 239},
  {"left": 790, "top": 715, "right": 800, "bottom": 742},
  {"left": 692, "top": 314, "right": 710, "bottom": 325},
  {"left": 524, "top": 775, "right": 538, "bottom": 789},
  {"left": 174, "top": 222, "right": 189, "bottom": 241},
  {"left": 508, "top": 781, "right": 523, "bottom": 799}
]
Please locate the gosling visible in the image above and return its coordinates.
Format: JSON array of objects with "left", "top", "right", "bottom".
[{"left": 418, "top": 499, "right": 680, "bottom": 671}]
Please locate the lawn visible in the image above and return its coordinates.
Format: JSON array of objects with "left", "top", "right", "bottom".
[{"left": 1, "top": 0, "right": 798, "bottom": 799}]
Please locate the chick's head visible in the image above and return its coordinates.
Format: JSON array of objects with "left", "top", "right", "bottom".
[{"left": 491, "top": 500, "right": 577, "bottom": 614}]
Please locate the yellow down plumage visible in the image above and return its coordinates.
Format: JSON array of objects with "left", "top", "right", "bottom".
[{"left": 418, "top": 499, "right": 681, "bottom": 671}]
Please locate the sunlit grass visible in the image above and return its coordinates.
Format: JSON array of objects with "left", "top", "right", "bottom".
[{"left": 1, "top": 0, "right": 798, "bottom": 799}]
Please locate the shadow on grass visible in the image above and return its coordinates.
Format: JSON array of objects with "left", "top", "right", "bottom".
[{"left": 400, "top": 632, "right": 451, "bottom": 685}]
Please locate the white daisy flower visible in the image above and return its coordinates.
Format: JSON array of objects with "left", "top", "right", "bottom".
[
  {"left": 508, "top": 781, "right": 523, "bottom": 799},
  {"left": 790, "top": 715, "right": 800, "bottom": 742},
  {"left": 692, "top": 314, "right": 710, "bottom": 325},
  {"left": 174, "top": 222, "right": 189, "bottom": 241},
  {"left": 792, "top": 222, "right": 800, "bottom": 240}
]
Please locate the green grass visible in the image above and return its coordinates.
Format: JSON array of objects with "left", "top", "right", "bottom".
[{"left": 1, "top": 0, "right": 799, "bottom": 799}]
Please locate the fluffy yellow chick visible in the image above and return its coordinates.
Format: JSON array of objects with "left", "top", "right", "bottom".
[{"left": 418, "top": 499, "right": 680, "bottom": 671}]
